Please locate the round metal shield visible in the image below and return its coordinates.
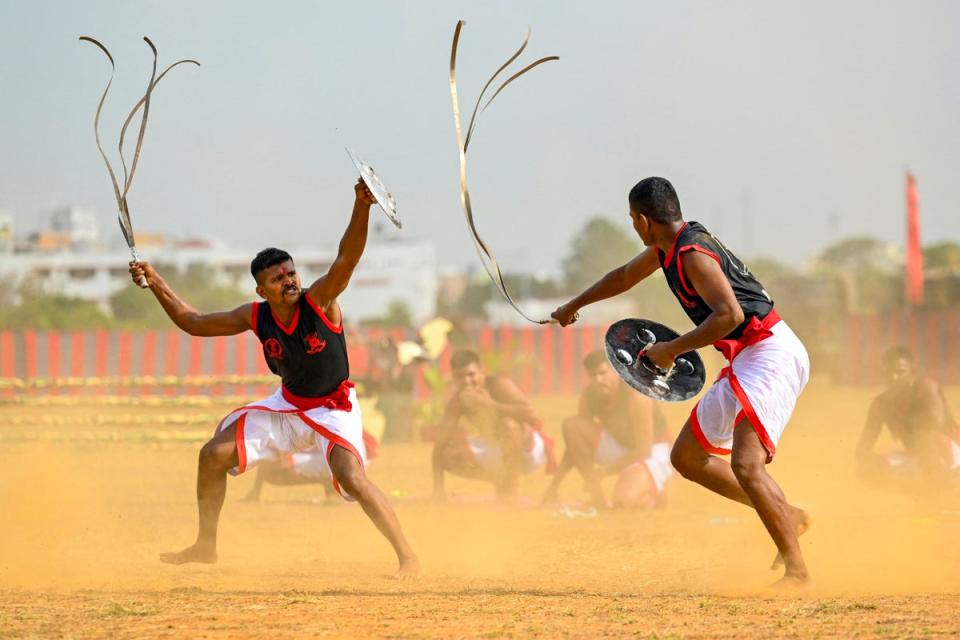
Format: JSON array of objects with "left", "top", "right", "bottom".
[
  {"left": 345, "top": 147, "right": 401, "bottom": 229},
  {"left": 604, "top": 318, "right": 706, "bottom": 402}
]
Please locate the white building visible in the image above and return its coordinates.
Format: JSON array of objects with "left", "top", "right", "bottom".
[
  {"left": 0, "top": 234, "right": 438, "bottom": 324},
  {"left": 49, "top": 207, "right": 100, "bottom": 249},
  {"left": 0, "top": 212, "right": 12, "bottom": 255}
]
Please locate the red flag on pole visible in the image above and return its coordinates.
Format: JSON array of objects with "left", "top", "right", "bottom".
[{"left": 905, "top": 172, "right": 924, "bottom": 306}]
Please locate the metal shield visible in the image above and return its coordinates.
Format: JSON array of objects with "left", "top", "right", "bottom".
[
  {"left": 345, "top": 147, "right": 401, "bottom": 229},
  {"left": 604, "top": 318, "right": 706, "bottom": 402}
]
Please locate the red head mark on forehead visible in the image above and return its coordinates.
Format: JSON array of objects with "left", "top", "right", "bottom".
[{"left": 279, "top": 265, "right": 289, "bottom": 277}]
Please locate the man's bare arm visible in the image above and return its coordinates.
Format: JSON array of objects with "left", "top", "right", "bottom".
[
  {"left": 914, "top": 380, "right": 947, "bottom": 429},
  {"left": 434, "top": 395, "right": 465, "bottom": 446},
  {"left": 307, "top": 180, "right": 376, "bottom": 314},
  {"left": 129, "top": 262, "right": 252, "bottom": 337},
  {"left": 856, "top": 397, "right": 885, "bottom": 460},
  {"left": 488, "top": 378, "right": 538, "bottom": 422},
  {"left": 645, "top": 250, "right": 743, "bottom": 368},
  {"left": 577, "top": 390, "right": 595, "bottom": 420},
  {"left": 552, "top": 248, "right": 660, "bottom": 325}
]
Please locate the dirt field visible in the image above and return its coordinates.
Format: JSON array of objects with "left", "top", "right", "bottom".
[{"left": 1, "top": 382, "right": 959, "bottom": 639}]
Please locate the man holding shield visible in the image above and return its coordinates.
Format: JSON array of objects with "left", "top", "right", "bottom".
[
  {"left": 552, "top": 177, "right": 811, "bottom": 585},
  {"left": 128, "top": 180, "right": 420, "bottom": 577}
]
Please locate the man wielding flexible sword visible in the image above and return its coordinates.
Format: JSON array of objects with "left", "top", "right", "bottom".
[
  {"left": 129, "top": 180, "right": 420, "bottom": 577},
  {"left": 553, "top": 178, "right": 812, "bottom": 586}
]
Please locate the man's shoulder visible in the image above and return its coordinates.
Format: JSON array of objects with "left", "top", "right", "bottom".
[
  {"left": 485, "top": 374, "right": 511, "bottom": 392},
  {"left": 617, "top": 384, "right": 649, "bottom": 408},
  {"left": 578, "top": 385, "right": 603, "bottom": 412},
  {"left": 914, "top": 377, "right": 946, "bottom": 407},
  {"left": 683, "top": 220, "right": 711, "bottom": 238},
  {"left": 682, "top": 222, "right": 722, "bottom": 249}
]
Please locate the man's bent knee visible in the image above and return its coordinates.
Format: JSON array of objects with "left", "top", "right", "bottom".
[
  {"left": 336, "top": 466, "right": 370, "bottom": 498},
  {"left": 671, "top": 437, "right": 708, "bottom": 480},
  {"left": 730, "top": 456, "right": 765, "bottom": 485},
  {"left": 670, "top": 448, "right": 694, "bottom": 480},
  {"left": 199, "top": 439, "right": 235, "bottom": 472}
]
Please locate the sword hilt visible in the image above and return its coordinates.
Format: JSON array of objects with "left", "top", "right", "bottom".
[
  {"left": 129, "top": 249, "right": 149, "bottom": 289},
  {"left": 618, "top": 328, "right": 693, "bottom": 379},
  {"left": 546, "top": 312, "right": 579, "bottom": 325}
]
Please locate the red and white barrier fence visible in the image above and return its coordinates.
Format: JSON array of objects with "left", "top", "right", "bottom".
[
  {"left": 0, "top": 325, "right": 608, "bottom": 398},
  {"left": 2, "top": 312, "right": 956, "bottom": 398}
]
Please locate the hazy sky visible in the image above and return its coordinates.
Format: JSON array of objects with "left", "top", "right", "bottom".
[{"left": 1, "top": 1, "right": 958, "bottom": 274}]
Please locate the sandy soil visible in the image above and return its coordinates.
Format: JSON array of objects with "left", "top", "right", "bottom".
[{"left": 1, "top": 382, "right": 958, "bottom": 638}]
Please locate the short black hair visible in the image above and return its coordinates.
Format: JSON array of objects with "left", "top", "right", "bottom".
[
  {"left": 881, "top": 346, "right": 914, "bottom": 367},
  {"left": 628, "top": 177, "right": 682, "bottom": 223},
  {"left": 451, "top": 349, "right": 481, "bottom": 370},
  {"left": 583, "top": 349, "right": 608, "bottom": 372},
  {"left": 250, "top": 248, "right": 292, "bottom": 281}
]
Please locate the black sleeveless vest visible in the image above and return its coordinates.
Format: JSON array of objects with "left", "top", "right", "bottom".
[
  {"left": 251, "top": 291, "right": 349, "bottom": 397},
  {"left": 657, "top": 221, "right": 773, "bottom": 340}
]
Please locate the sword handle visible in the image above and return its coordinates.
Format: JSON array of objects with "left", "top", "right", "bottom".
[
  {"left": 129, "top": 249, "right": 149, "bottom": 289},
  {"left": 547, "top": 312, "right": 579, "bottom": 325},
  {"left": 637, "top": 328, "right": 657, "bottom": 349}
]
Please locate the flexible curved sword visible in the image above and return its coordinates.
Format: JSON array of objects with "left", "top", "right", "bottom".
[
  {"left": 79, "top": 36, "right": 199, "bottom": 288},
  {"left": 448, "top": 21, "right": 574, "bottom": 325}
]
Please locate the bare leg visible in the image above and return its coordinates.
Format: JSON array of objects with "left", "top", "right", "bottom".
[
  {"left": 242, "top": 465, "right": 268, "bottom": 502},
  {"left": 562, "top": 417, "right": 606, "bottom": 506},
  {"left": 432, "top": 442, "right": 449, "bottom": 501},
  {"left": 543, "top": 417, "right": 596, "bottom": 503},
  {"left": 243, "top": 462, "right": 330, "bottom": 502},
  {"left": 670, "top": 422, "right": 753, "bottom": 505},
  {"left": 160, "top": 422, "right": 239, "bottom": 564},
  {"left": 432, "top": 439, "right": 492, "bottom": 500},
  {"left": 671, "top": 420, "right": 809, "bottom": 582},
  {"left": 542, "top": 455, "right": 574, "bottom": 504},
  {"left": 329, "top": 445, "right": 420, "bottom": 578},
  {"left": 495, "top": 419, "right": 529, "bottom": 500},
  {"left": 730, "top": 423, "right": 809, "bottom": 583}
]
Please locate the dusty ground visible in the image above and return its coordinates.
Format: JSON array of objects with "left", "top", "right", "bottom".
[{"left": 1, "top": 382, "right": 959, "bottom": 638}]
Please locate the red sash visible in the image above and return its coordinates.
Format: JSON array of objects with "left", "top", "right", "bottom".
[
  {"left": 712, "top": 309, "right": 781, "bottom": 362},
  {"left": 281, "top": 379, "right": 355, "bottom": 412}
]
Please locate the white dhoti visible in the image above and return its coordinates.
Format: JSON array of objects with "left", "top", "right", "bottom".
[
  {"left": 691, "top": 320, "right": 810, "bottom": 463},
  {"left": 467, "top": 431, "right": 548, "bottom": 474},
  {"left": 215, "top": 381, "right": 366, "bottom": 500}
]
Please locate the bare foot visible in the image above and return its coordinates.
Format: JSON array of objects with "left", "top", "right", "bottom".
[
  {"left": 395, "top": 556, "right": 421, "bottom": 580},
  {"left": 159, "top": 543, "right": 218, "bottom": 565},
  {"left": 771, "top": 572, "right": 811, "bottom": 590},
  {"left": 771, "top": 508, "right": 811, "bottom": 570}
]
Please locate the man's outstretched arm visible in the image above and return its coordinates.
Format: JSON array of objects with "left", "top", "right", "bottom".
[
  {"left": 914, "top": 380, "right": 947, "bottom": 430},
  {"left": 482, "top": 378, "right": 538, "bottom": 422},
  {"left": 129, "top": 262, "right": 252, "bottom": 337},
  {"left": 434, "top": 395, "right": 466, "bottom": 447},
  {"left": 552, "top": 248, "right": 660, "bottom": 325},
  {"left": 307, "top": 179, "right": 377, "bottom": 313},
  {"left": 856, "top": 398, "right": 885, "bottom": 461}
]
